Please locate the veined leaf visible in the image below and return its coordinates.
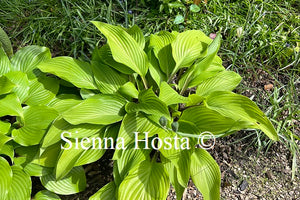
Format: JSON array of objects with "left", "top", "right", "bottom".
[
  {"left": 125, "top": 89, "right": 170, "bottom": 119},
  {"left": 80, "top": 88, "right": 96, "bottom": 99},
  {"left": 41, "top": 166, "right": 86, "bottom": 195},
  {"left": 149, "top": 31, "right": 176, "bottom": 76},
  {"left": 178, "top": 34, "right": 222, "bottom": 90},
  {"left": 38, "top": 57, "right": 97, "bottom": 89},
  {"left": 6, "top": 166, "right": 32, "bottom": 200},
  {"left": 147, "top": 49, "right": 167, "bottom": 87},
  {"left": 94, "top": 45, "right": 134, "bottom": 74},
  {"left": 62, "top": 94, "right": 126, "bottom": 125},
  {"left": 12, "top": 105, "right": 58, "bottom": 146},
  {"left": 118, "top": 82, "right": 139, "bottom": 99},
  {"left": 89, "top": 182, "right": 116, "bottom": 200},
  {"left": 0, "top": 76, "right": 15, "bottom": 95},
  {"left": 179, "top": 105, "right": 250, "bottom": 136},
  {"left": 92, "top": 21, "right": 148, "bottom": 77},
  {"left": 33, "top": 190, "right": 61, "bottom": 200},
  {"left": 190, "top": 148, "right": 221, "bottom": 200},
  {"left": 48, "top": 94, "right": 82, "bottom": 114},
  {"left": 23, "top": 163, "right": 53, "bottom": 177},
  {"left": 0, "top": 120, "right": 11, "bottom": 135},
  {"left": 162, "top": 157, "right": 185, "bottom": 200},
  {"left": 32, "top": 143, "right": 61, "bottom": 167},
  {"left": 159, "top": 82, "right": 188, "bottom": 105},
  {"left": 113, "top": 143, "right": 149, "bottom": 180},
  {"left": 56, "top": 141, "right": 86, "bottom": 180},
  {"left": 10, "top": 45, "right": 51, "bottom": 78},
  {"left": 188, "top": 55, "right": 225, "bottom": 87},
  {"left": 118, "top": 160, "right": 170, "bottom": 200},
  {"left": 159, "top": 130, "right": 191, "bottom": 187},
  {"left": 0, "top": 134, "right": 12, "bottom": 150},
  {"left": 25, "top": 75, "right": 59, "bottom": 106},
  {"left": 0, "top": 47, "right": 11, "bottom": 75},
  {"left": 171, "top": 30, "right": 211, "bottom": 76},
  {"left": 126, "top": 25, "right": 145, "bottom": 49},
  {"left": 196, "top": 71, "right": 241, "bottom": 96},
  {"left": 205, "top": 91, "right": 279, "bottom": 140},
  {"left": 116, "top": 113, "right": 165, "bottom": 157},
  {"left": 0, "top": 157, "right": 12, "bottom": 200},
  {"left": 0, "top": 143, "right": 14, "bottom": 163},
  {"left": 0, "top": 93, "right": 23, "bottom": 117},
  {"left": 42, "top": 117, "right": 104, "bottom": 148},
  {"left": 91, "top": 61, "right": 127, "bottom": 94},
  {"left": 5, "top": 71, "right": 30, "bottom": 103},
  {"left": 0, "top": 27, "right": 13, "bottom": 57}
]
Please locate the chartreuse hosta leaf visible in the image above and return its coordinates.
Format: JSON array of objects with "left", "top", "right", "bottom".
[
  {"left": 0, "top": 157, "right": 12, "bottom": 199},
  {"left": 25, "top": 74, "right": 59, "bottom": 106},
  {"left": 62, "top": 94, "right": 126, "bottom": 125},
  {"left": 0, "top": 75, "right": 15, "bottom": 95},
  {"left": 10, "top": 45, "right": 51, "bottom": 79},
  {"left": 91, "top": 61, "right": 127, "bottom": 94},
  {"left": 162, "top": 157, "right": 185, "bottom": 200},
  {"left": 179, "top": 105, "right": 251, "bottom": 136},
  {"left": 187, "top": 55, "right": 225, "bottom": 88},
  {"left": 0, "top": 27, "right": 13, "bottom": 57},
  {"left": 113, "top": 143, "right": 150, "bottom": 181},
  {"left": 204, "top": 91, "right": 279, "bottom": 141},
  {"left": 23, "top": 163, "right": 53, "bottom": 177},
  {"left": 0, "top": 134, "right": 12, "bottom": 150},
  {"left": 159, "top": 130, "right": 192, "bottom": 187},
  {"left": 0, "top": 144, "right": 14, "bottom": 163},
  {"left": 0, "top": 120, "right": 10, "bottom": 134},
  {"left": 126, "top": 25, "right": 145, "bottom": 49},
  {"left": 159, "top": 81, "right": 188, "bottom": 105},
  {"left": 118, "top": 159, "right": 170, "bottom": 200},
  {"left": 118, "top": 82, "right": 139, "bottom": 99},
  {"left": 149, "top": 31, "right": 176, "bottom": 76},
  {"left": 41, "top": 166, "right": 86, "bottom": 195},
  {"left": 0, "top": 93, "right": 23, "bottom": 117},
  {"left": 125, "top": 89, "right": 170, "bottom": 120},
  {"left": 190, "top": 148, "right": 221, "bottom": 200},
  {"left": 56, "top": 132, "right": 105, "bottom": 179},
  {"left": 94, "top": 44, "right": 134, "bottom": 75},
  {"left": 38, "top": 57, "right": 97, "bottom": 89},
  {"left": 4, "top": 71, "right": 30, "bottom": 102},
  {"left": 170, "top": 30, "right": 211, "bottom": 79},
  {"left": 178, "top": 34, "right": 222, "bottom": 90},
  {"left": 33, "top": 190, "right": 61, "bottom": 200},
  {"left": 6, "top": 166, "right": 32, "bottom": 200},
  {"left": 196, "top": 71, "right": 241, "bottom": 96},
  {"left": 42, "top": 118, "right": 104, "bottom": 148},
  {"left": 32, "top": 143, "right": 61, "bottom": 167},
  {"left": 115, "top": 113, "right": 165, "bottom": 157},
  {"left": 0, "top": 47, "right": 11, "bottom": 75},
  {"left": 92, "top": 21, "right": 148, "bottom": 78},
  {"left": 89, "top": 182, "right": 116, "bottom": 200},
  {"left": 12, "top": 105, "right": 58, "bottom": 146},
  {"left": 147, "top": 49, "right": 166, "bottom": 87}
]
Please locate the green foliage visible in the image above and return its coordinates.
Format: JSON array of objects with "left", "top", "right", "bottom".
[{"left": 0, "top": 21, "right": 279, "bottom": 199}]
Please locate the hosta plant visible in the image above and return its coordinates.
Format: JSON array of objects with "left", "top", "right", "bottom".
[{"left": 0, "top": 22, "right": 278, "bottom": 200}]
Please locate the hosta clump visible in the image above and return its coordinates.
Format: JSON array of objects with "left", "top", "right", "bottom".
[
  {"left": 34, "top": 22, "right": 278, "bottom": 200},
  {"left": 0, "top": 22, "right": 278, "bottom": 200}
]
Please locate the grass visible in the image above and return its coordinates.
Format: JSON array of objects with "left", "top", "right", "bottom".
[{"left": 0, "top": 0, "right": 299, "bottom": 178}]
